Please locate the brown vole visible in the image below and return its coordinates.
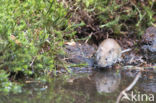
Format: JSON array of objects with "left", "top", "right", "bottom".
[{"left": 95, "top": 38, "right": 122, "bottom": 68}]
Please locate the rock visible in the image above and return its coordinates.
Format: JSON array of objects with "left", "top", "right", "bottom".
[
  {"left": 142, "top": 26, "right": 156, "bottom": 63},
  {"left": 95, "top": 38, "right": 122, "bottom": 68},
  {"left": 64, "top": 41, "right": 95, "bottom": 67},
  {"left": 143, "top": 26, "right": 156, "bottom": 44},
  {"left": 142, "top": 26, "right": 156, "bottom": 52}
]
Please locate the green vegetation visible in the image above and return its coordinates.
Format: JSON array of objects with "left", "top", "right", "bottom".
[
  {"left": 72, "top": 0, "right": 155, "bottom": 36},
  {"left": 97, "top": 0, "right": 155, "bottom": 35},
  {"left": 0, "top": 0, "right": 75, "bottom": 93},
  {"left": 0, "top": 0, "right": 155, "bottom": 93}
]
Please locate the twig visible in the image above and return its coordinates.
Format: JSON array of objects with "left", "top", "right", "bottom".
[
  {"left": 121, "top": 48, "right": 132, "bottom": 54},
  {"left": 123, "top": 65, "right": 156, "bottom": 72},
  {"left": 123, "top": 65, "right": 144, "bottom": 71},
  {"left": 30, "top": 56, "right": 36, "bottom": 67},
  {"left": 85, "top": 33, "right": 93, "bottom": 44},
  {"left": 116, "top": 71, "right": 141, "bottom": 103},
  {"left": 25, "top": 80, "right": 41, "bottom": 83}
]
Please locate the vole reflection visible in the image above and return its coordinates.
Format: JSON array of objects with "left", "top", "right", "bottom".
[
  {"left": 64, "top": 71, "right": 121, "bottom": 94},
  {"left": 94, "top": 71, "right": 121, "bottom": 93}
]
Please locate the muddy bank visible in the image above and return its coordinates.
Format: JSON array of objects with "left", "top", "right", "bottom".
[{"left": 62, "top": 27, "right": 156, "bottom": 72}]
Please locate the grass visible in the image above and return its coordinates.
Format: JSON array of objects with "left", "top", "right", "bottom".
[
  {"left": 0, "top": 0, "right": 75, "bottom": 93},
  {"left": 69, "top": 0, "right": 155, "bottom": 37}
]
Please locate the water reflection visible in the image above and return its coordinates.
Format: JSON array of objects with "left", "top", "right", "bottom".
[
  {"left": 94, "top": 71, "right": 121, "bottom": 93},
  {"left": 0, "top": 70, "right": 156, "bottom": 103},
  {"left": 141, "top": 73, "right": 156, "bottom": 93},
  {"left": 64, "top": 70, "right": 121, "bottom": 94}
]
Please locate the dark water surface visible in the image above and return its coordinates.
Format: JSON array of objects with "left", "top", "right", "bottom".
[{"left": 0, "top": 69, "right": 156, "bottom": 103}]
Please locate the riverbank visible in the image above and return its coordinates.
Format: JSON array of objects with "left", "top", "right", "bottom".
[{"left": 0, "top": 0, "right": 155, "bottom": 94}]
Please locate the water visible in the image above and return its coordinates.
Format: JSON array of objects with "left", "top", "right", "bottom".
[{"left": 0, "top": 69, "right": 156, "bottom": 103}]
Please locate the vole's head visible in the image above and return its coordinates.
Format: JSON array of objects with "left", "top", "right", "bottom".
[{"left": 95, "top": 38, "right": 122, "bottom": 68}]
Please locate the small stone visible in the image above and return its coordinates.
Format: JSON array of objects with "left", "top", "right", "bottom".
[
  {"left": 141, "top": 26, "right": 156, "bottom": 63},
  {"left": 142, "top": 26, "right": 156, "bottom": 43},
  {"left": 64, "top": 42, "right": 95, "bottom": 66},
  {"left": 95, "top": 38, "right": 122, "bottom": 68},
  {"left": 142, "top": 26, "right": 156, "bottom": 52}
]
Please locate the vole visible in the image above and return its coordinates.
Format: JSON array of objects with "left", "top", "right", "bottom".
[{"left": 95, "top": 38, "right": 122, "bottom": 68}]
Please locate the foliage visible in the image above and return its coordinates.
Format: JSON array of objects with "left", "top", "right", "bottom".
[
  {"left": 73, "top": 0, "right": 156, "bottom": 36},
  {"left": 0, "top": 70, "right": 21, "bottom": 93},
  {"left": 0, "top": 0, "right": 75, "bottom": 93}
]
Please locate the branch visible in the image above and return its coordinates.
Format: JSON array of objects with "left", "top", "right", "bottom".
[{"left": 116, "top": 71, "right": 141, "bottom": 103}]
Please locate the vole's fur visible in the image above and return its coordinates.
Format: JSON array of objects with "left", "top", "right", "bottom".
[{"left": 96, "top": 38, "right": 122, "bottom": 68}]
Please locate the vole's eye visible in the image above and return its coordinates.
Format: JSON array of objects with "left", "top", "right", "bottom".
[
  {"left": 99, "top": 57, "right": 101, "bottom": 60},
  {"left": 109, "top": 49, "right": 114, "bottom": 54}
]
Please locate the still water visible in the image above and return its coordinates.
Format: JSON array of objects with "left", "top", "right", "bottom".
[{"left": 0, "top": 69, "right": 156, "bottom": 103}]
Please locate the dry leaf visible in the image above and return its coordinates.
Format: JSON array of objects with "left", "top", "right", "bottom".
[{"left": 10, "top": 35, "right": 21, "bottom": 46}]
